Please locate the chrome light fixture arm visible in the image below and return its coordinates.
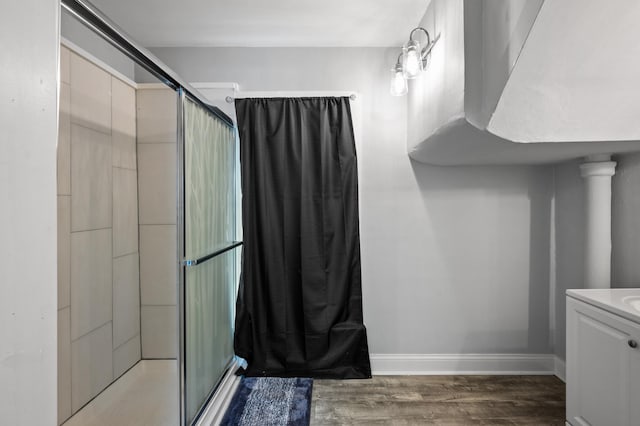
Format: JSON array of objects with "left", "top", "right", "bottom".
[
  {"left": 394, "top": 52, "right": 404, "bottom": 69},
  {"left": 421, "top": 33, "right": 440, "bottom": 63},
  {"left": 409, "top": 27, "right": 440, "bottom": 67}
]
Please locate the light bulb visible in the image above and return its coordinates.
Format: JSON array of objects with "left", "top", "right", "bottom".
[
  {"left": 402, "top": 40, "right": 424, "bottom": 79},
  {"left": 390, "top": 65, "right": 408, "bottom": 96},
  {"left": 404, "top": 50, "right": 421, "bottom": 77}
]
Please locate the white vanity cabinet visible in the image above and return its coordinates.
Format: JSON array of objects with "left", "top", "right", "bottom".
[{"left": 566, "top": 290, "right": 640, "bottom": 426}]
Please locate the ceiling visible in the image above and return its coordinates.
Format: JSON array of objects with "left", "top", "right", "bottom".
[{"left": 89, "top": 0, "right": 431, "bottom": 47}]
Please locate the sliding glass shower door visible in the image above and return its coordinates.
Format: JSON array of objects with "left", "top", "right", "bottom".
[{"left": 179, "top": 91, "right": 240, "bottom": 425}]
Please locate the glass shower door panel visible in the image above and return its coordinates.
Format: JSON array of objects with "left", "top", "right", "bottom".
[
  {"left": 184, "top": 98, "right": 236, "bottom": 260},
  {"left": 183, "top": 96, "right": 238, "bottom": 424},
  {"left": 185, "top": 249, "right": 236, "bottom": 424}
]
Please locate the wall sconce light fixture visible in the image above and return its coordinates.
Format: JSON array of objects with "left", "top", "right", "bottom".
[{"left": 390, "top": 27, "right": 440, "bottom": 96}]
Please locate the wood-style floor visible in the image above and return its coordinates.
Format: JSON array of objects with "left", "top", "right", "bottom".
[{"left": 310, "top": 375, "right": 565, "bottom": 425}]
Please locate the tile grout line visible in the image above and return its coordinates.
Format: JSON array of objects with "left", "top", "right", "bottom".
[
  {"left": 135, "top": 93, "right": 145, "bottom": 361},
  {"left": 137, "top": 140, "right": 177, "bottom": 144},
  {"left": 111, "top": 74, "right": 115, "bottom": 382},
  {"left": 69, "top": 119, "right": 113, "bottom": 138},
  {"left": 70, "top": 320, "right": 113, "bottom": 345},
  {"left": 113, "top": 333, "right": 141, "bottom": 353},
  {"left": 111, "top": 75, "right": 115, "bottom": 380},
  {"left": 113, "top": 165, "right": 137, "bottom": 172},
  {"left": 135, "top": 93, "right": 144, "bottom": 363},
  {"left": 141, "top": 304, "right": 178, "bottom": 307},
  {"left": 68, "top": 54, "right": 74, "bottom": 423},
  {"left": 113, "top": 251, "right": 139, "bottom": 260},
  {"left": 70, "top": 226, "right": 112, "bottom": 234}
]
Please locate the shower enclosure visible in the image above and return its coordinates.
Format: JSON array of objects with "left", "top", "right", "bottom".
[{"left": 59, "top": 1, "right": 240, "bottom": 425}]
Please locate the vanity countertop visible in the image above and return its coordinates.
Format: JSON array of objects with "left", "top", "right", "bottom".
[{"left": 567, "top": 288, "right": 640, "bottom": 325}]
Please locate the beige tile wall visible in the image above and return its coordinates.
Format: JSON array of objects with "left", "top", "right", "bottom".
[
  {"left": 58, "top": 46, "right": 141, "bottom": 424},
  {"left": 58, "top": 46, "right": 72, "bottom": 425},
  {"left": 136, "top": 87, "right": 178, "bottom": 359},
  {"left": 71, "top": 322, "right": 113, "bottom": 411},
  {"left": 70, "top": 229, "right": 113, "bottom": 340},
  {"left": 57, "top": 307, "right": 71, "bottom": 424}
]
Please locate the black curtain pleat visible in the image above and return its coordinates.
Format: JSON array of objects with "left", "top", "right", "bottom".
[{"left": 234, "top": 97, "right": 371, "bottom": 379}]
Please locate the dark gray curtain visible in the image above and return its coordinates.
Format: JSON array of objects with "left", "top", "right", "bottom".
[{"left": 234, "top": 97, "right": 371, "bottom": 379}]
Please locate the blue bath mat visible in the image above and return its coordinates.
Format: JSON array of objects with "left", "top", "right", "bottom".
[{"left": 220, "top": 377, "right": 313, "bottom": 426}]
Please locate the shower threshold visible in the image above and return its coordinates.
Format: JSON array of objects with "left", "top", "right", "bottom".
[{"left": 62, "top": 360, "right": 178, "bottom": 426}]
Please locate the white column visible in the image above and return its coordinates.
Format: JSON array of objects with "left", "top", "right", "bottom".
[{"left": 579, "top": 156, "right": 617, "bottom": 289}]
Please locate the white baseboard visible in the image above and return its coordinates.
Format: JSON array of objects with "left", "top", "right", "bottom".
[
  {"left": 370, "top": 353, "right": 557, "bottom": 375},
  {"left": 554, "top": 356, "right": 566, "bottom": 382},
  {"left": 196, "top": 359, "right": 241, "bottom": 426}
]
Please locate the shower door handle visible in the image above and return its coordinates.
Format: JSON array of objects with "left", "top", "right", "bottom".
[{"left": 183, "top": 241, "right": 243, "bottom": 267}]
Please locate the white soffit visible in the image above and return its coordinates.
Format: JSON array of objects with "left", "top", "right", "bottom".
[
  {"left": 487, "top": 0, "right": 640, "bottom": 143},
  {"left": 89, "top": 0, "right": 431, "bottom": 47}
]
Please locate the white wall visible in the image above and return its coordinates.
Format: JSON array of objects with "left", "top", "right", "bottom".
[
  {"left": 552, "top": 154, "right": 640, "bottom": 362},
  {"left": 150, "top": 46, "right": 555, "bottom": 358},
  {"left": 407, "top": 0, "right": 465, "bottom": 155},
  {"left": 552, "top": 160, "right": 585, "bottom": 361},
  {"left": 0, "top": 0, "right": 59, "bottom": 424},
  {"left": 488, "top": 0, "right": 640, "bottom": 143},
  {"left": 612, "top": 153, "right": 640, "bottom": 288},
  {"left": 465, "top": 0, "right": 543, "bottom": 129}
]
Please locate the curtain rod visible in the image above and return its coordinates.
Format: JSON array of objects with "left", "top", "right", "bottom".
[
  {"left": 61, "top": 0, "right": 235, "bottom": 129},
  {"left": 225, "top": 94, "right": 357, "bottom": 103}
]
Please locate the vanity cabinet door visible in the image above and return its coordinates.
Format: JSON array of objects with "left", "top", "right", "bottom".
[
  {"left": 630, "top": 330, "right": 640, "bottom": 425},
  {"left": 566, "top": 297, "right": 639, "bottom": 426}
]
